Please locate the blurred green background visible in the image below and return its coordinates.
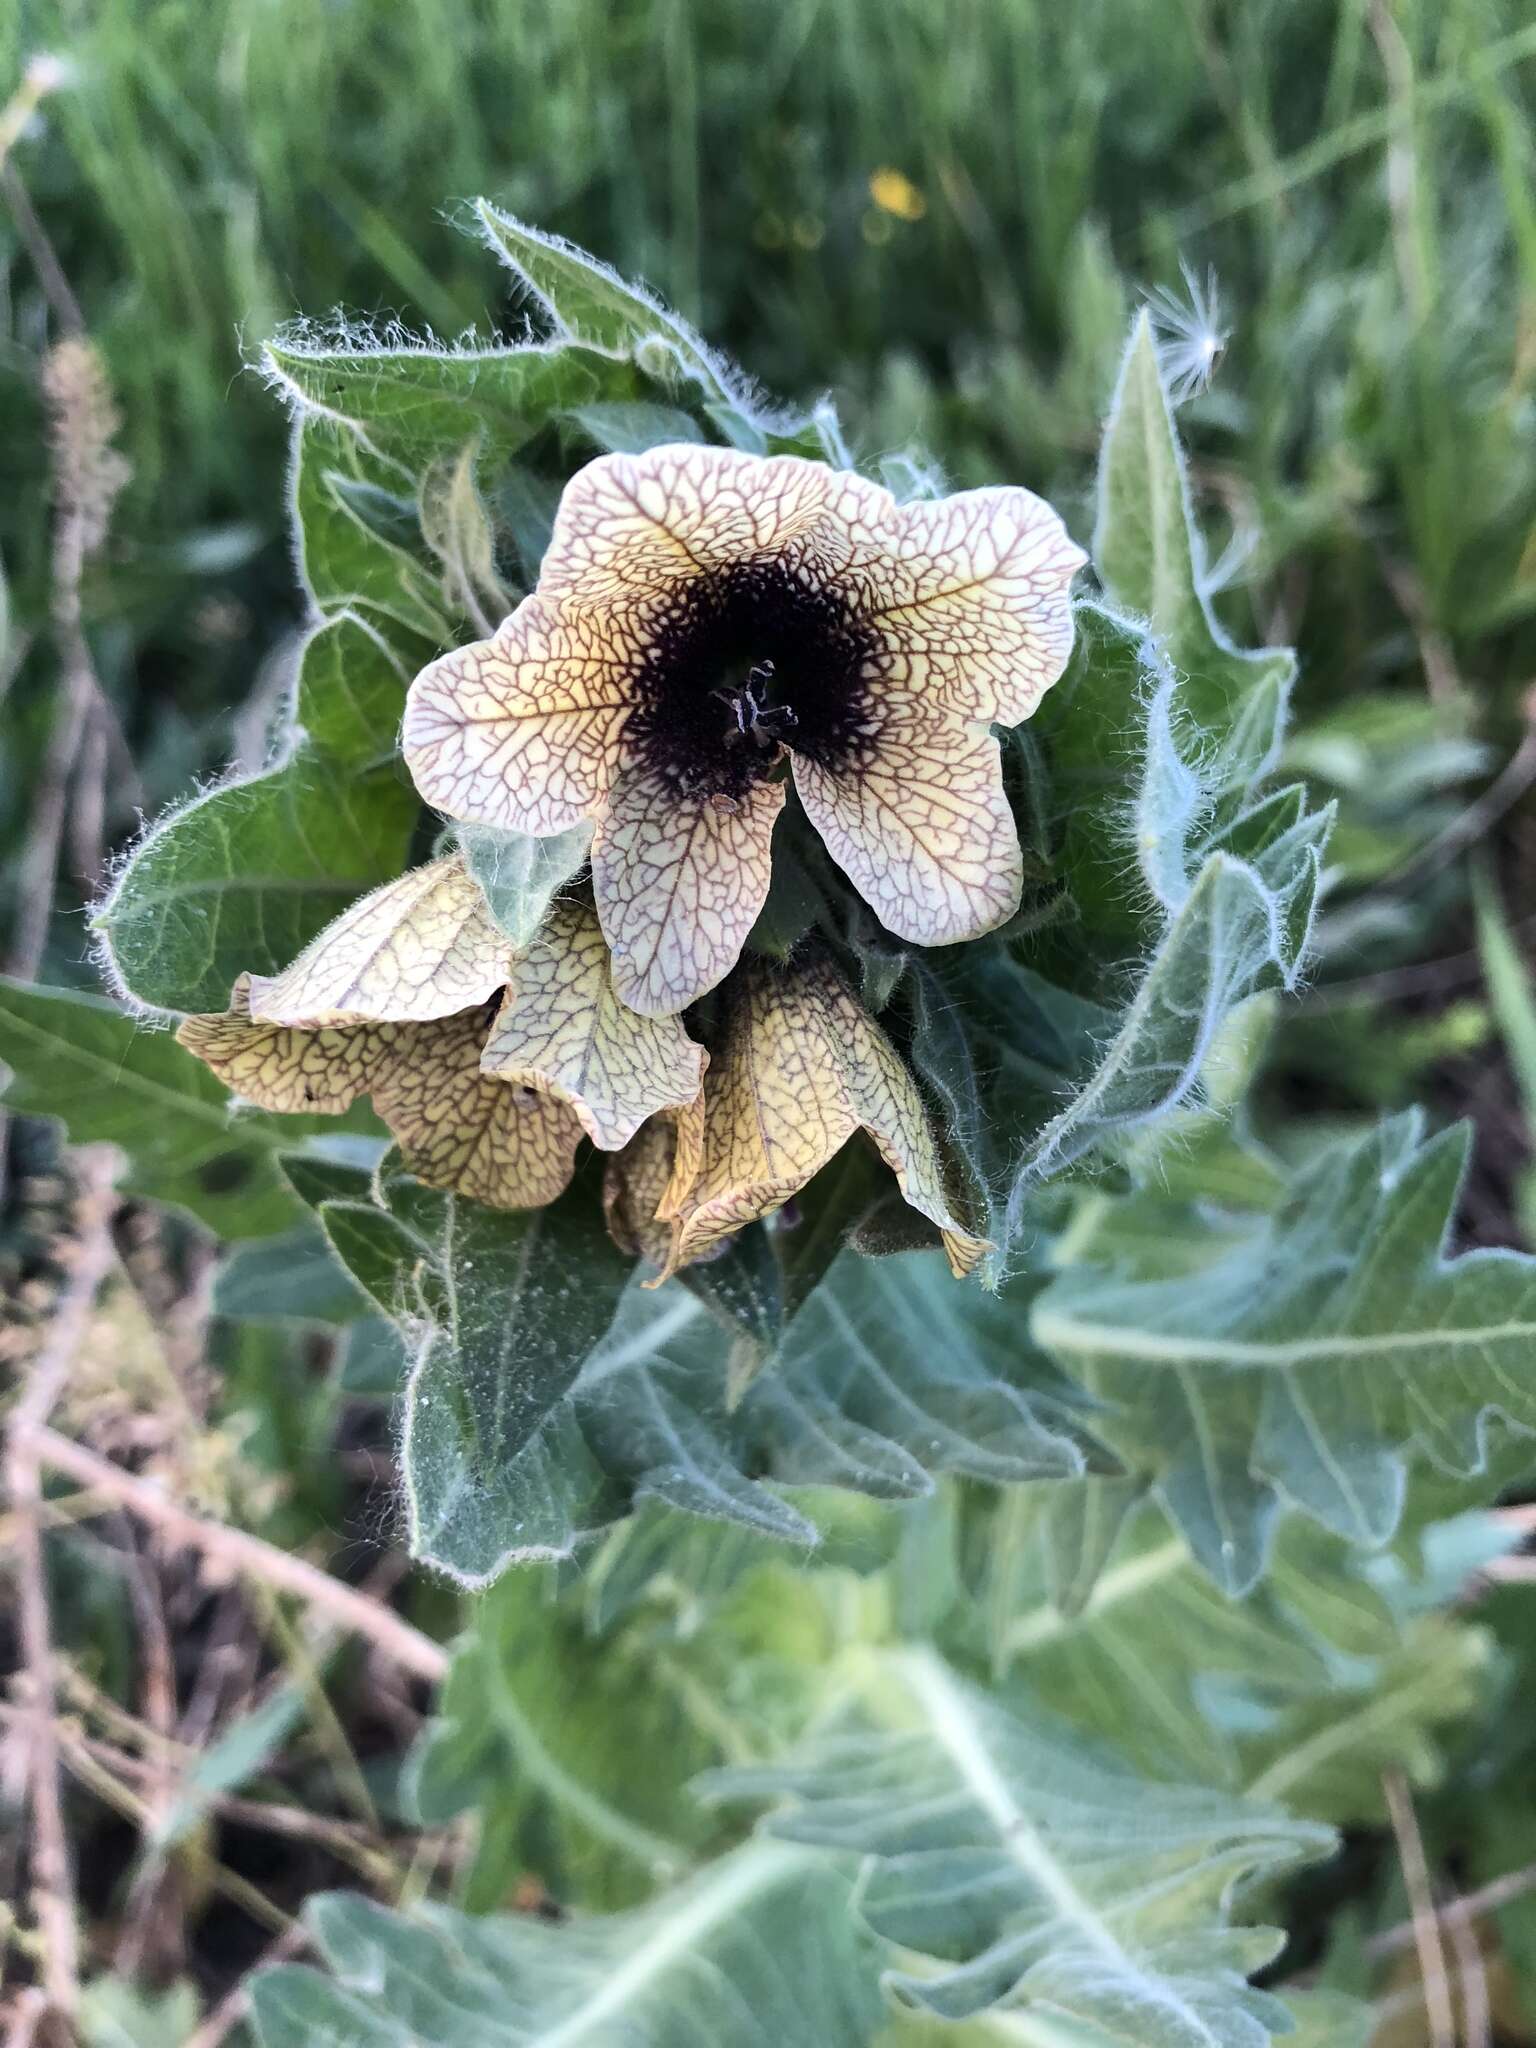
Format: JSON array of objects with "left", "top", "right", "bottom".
[{"left": 3, "top": 0, "right": 1536, "bottom": 1233}]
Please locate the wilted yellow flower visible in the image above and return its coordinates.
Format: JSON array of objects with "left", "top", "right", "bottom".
[
  {"left": 602, "top": 1107, "right": 702, "bottom": 1270},
  {"left": 623, "top": 955, "right": 989, "bottom": 1281},
  {"left": 177, "top": 856, "right": 705, "bottom": 1209},
  {"left": 403, "top": 444, "right": 1084, "bottom": 1017},
  {"left": 479, "top": 896, "right": 705, "bottom": 1149},
  {"left": 181, "top": 984, "right": 586, "bottom": 1209}
]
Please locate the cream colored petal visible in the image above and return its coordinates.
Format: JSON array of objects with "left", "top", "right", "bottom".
[
  {"left": 177, "top": 977, "right": 390, "bottom": 1114},
  {"left": 480, "top": 898, "right": 706, "bottom": 1149},
  {"left": 655, "top": 1086, "right": 706, "bottom": 1222},
  {"left": 603, "top": 1106, "right": 700, "bottom": 1267},
  {"left": 661, "top": 961, "right": 988, "bottom": 1282},
  {"left": 823, "top": 472, "right": 1086, "bottom": 725},
  {"left": 180, "top": 983, "right": 581, "bottom": 1210},
  {"left": 591, "top": 768, "right": 785, "bottom": 1017},
  {"left": 660, "top": 969, "right": 850, "bottom": 1278},
  {"left": 402, "top": 594, "right": 640, "bottom": 833},
  {"left": 794, "top": 695, "right": 1021, "bottom": 946},
  {"left": 816, "top": 969, "right": 990, "bottom": 1278},
  {"left": 370, "top": 1003, "right": 584, "bottom": 1210},
  {"left": 537, "top": 443, "right": 843, "bottom": 611},
  {"left": 245, "top": 856, "right": 513, "bottom": 1027}
]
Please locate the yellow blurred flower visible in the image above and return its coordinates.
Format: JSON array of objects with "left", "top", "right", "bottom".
[
  {"left": 868, "top": 167, "right": 927, "bottom": 223},
  {"left": 611, "top": 955, "right": 989, "bottom": 1282}
]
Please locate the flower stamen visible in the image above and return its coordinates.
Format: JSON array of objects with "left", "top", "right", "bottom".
[{"left": 713, "top": 661, "right": 799, "bottom": 753}]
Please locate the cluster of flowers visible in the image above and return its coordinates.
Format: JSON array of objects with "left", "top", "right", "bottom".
[{"left": 180, "top": 443, "right": 1083, "bottom": 1278}]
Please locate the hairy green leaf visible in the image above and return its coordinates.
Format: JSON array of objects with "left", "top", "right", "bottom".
[
  {"left": 291, "top": 419, "right": 452, "bottom": 647},
  {"left": 1094, "top": 313, "right": 1293, "bottom": 738},
  {"left": 292, "top": 610, "right": 414, "bottom": 770},
  {"left": 293, "top": 1131, "right": 1102, "bottom": 1576},
  {"left": 94, "top": 743, "right": 417, "bottom": 1014},
  {"left": 0, "top": 977, "right": 314, "bottom": 1236},
  {"left": 96, "top": 420, "right": 429, "bottom": 1016},
  {"left": 267, "top": 334, "right": 633, "bottom": 464},
  {"left": 316, "top": 1164, "right": 631, "bottom": 1586},
  {"left": 250, "top": 1845, "right": 881, "bottom": 2048},
  {"left": 1030, "top": 602, "right": 1162, "bottom": 952},
  {"left": 475, "top": 203, "right": 843, "bottom": 461},
  {"left": 1032, "top": 1112, "right": 1536, "bottom": 1590},
  {"left": 705, "top": 1647, "right": 1331, "bottom": 2038},
  {"left": 213, "top": 1224, "right": 371, "bottom": 1322},
  {"left": 476, "top": 202, "right": 735, "bottom": 399},
  {"left": 747, "top": 1250, "right": 1101, "bottom": 1496},
  {"left": 1004, "top": 799, "right": 1328, "bottom": 1230}
]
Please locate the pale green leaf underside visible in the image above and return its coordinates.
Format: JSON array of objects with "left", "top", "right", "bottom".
[
  {"left": 1033, "top": 1112, "right": 1536, "bottom": 1590},
  {"left": 705, "top": 1648, "right": 1331, "bottom": 2043},
  {"left": 457, "top": 820, "right": 593, "bottom": 951},
  {"left": 249, "top": 1842, "right": 881, "bottom": 2048}
]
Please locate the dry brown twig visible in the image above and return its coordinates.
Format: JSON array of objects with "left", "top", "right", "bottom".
[
  {"left": 31, "top": 1720, "right": 296, "bottom": 1942},
  {"left": 104, "top": 1518, "right": 189, "bottom": 1983},
  {"left": 1368, "top": 1857, "right": 1536, "bottom": 1960},
  {"left": 1445, "top": 1903, "right": 1493, "bottom": 2048},
  {"left": 19, "top": 1425, "right": 450, "bottom": 1684},
  {"left": 0, "top": 1704, "right": 405, "bottom": 1889},
  {"left": 1, "top": 1987, "right": 53, "bottom": 2048},
  {"left": 1382, "top": 1765, "right": 1456, "bottom": 2048},
  {"left": 2, "top": 1148, "right": 121, "bottom": 2030}
]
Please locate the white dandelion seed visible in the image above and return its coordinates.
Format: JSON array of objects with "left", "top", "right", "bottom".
[{"left": 1146, "top": 261, "right": 1229, "bottom": 404}]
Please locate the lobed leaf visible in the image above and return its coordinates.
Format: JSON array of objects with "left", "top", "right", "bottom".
[
  {"left": 983, "top": 1496, "right": 1494, "bottom": 1820},
  {"left": 250, "top": 1843, "right": 882, "bottom": 2048},
  {"left": 0, "top": 976, "right": 353, "bottom": 1237},
  {"left": 1032, "top": 1112, "right": 1536, "bottom": 1590},
  {"left": 704, "top": 1647, "right": 1332, "bottom": 2040},
  {"left": 407, "top": 1567, "right": 710, "bottom": 1910},
  {"left": 295, "top": 1121, "right": 1104, "bottom": 1576},
  {"left": 745, "top": 1249, "right": 1102, "bottom": 1498}
]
